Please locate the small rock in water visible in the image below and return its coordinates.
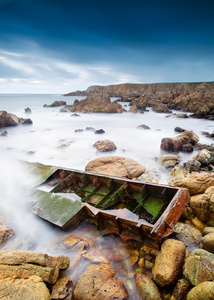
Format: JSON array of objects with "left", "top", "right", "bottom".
[
  {"left": 1, "top": 131, "right": 7, "bottom": 136},
  {"left": 136, "top": 124, "right": 151, "bottom": 130},
  {"left": 25, "top": 107, "right": 32, "bottom": 113},
  {"left": 94, "top": 140, "right": 117, "bottom": 152},
  {"left": 74, "top": 129, "right": 83, "bottom": 133},
  {"left": 85, "top": 127, "right": 95, "bottom": 131},
  {"left": 95, "top": 129, "right": 105, "bottom": 134}
]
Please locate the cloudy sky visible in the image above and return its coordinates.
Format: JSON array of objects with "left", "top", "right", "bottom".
[{"left": 0, "top": 0, "right": 214, "bottom": 93}]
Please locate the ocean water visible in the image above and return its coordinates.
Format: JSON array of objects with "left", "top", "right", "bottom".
[{"left": 0, "top": 94, "right": 213, "bottom": 256}]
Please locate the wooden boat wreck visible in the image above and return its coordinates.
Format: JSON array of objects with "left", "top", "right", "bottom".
[{"left": 29, "top": 162, "right": 190, "bottom": 248}]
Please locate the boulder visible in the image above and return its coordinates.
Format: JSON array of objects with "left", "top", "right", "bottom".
[
  {"left": 72, "top": 263, "right": 128, "bottom": 300},
  {"left": 0, "top": 276, "right": 50, "bottom": 300},
  {"left": 0, "top": 225, "right": 14, "bottom": 245},
  {"left": 183, "top": 249, "right": 214, "bottom": 286},
  {"left": 135, "top": 274, "right": 162, "bottom": 300},
  {"left": 200, "top": 233, "right": 214, "bottom": 253},
  {"left": 85, "top": 156, "right": 146, "bottom": 179},
  {"left": 174, "top": 222, "right": 202, "bottom": 250},
  {"left": 66, "top": 93, "right": 123, "bottom": 113},
  {"left": 172, "top": 172, "right": 214, "bottom": 195},
  {"left": 152, "top": 239, "right": 186, "bottom": 287},
  {"left": 157, "top": 154, "right": 179, "bottom": 168},
  {"left": 0, "top": 250, "right": 70, "bottom": 284},
  {"left": 186, "top": 281, "right": 214, "bottom": 300},
  {"left": 0, "top": 111, "right": 19, "bottom": 127},
  {"left": 94, "top": 140, "right": 117, "bottom": 152},
  {"left": 160, "top": 130, "right": 199, "bottom": 152}
]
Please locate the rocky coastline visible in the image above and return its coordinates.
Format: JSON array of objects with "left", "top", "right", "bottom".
[{"left": 65, "top": 81, "right": 214, "bottom": 119}]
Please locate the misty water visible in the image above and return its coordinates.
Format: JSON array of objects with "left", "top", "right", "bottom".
[{"left": 0, "top": 94, "right": 214, "bottom": 285}]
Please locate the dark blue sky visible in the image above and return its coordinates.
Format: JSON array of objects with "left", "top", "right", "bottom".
[{"left": 0, "top": 0, "right": 214, "bottom": 93}]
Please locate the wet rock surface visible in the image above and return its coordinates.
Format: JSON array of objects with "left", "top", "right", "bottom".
[
  {"left": 0, "top": 276, "right": 50, "bottom": 300},
  {"left": 160, "top": 130, "right": 199, "bottom": 152},
  {"left": 183, "top": 249, "right": 214, "bottom": 286},
  {"left": 85, "top": 156, "right": 146, "bottom": 178},
  {"left": 158, "top": 154, "right": 179, "bottom": 168},
  {"left": 186, "top": 281, "right": 214, "bottom": 300},
  {"left": 0, "top": 250, "right": 70, "bottom": 284},
  {"left": 152, "top": 239, "right": 186, "bottom": 287},
  {"left": 135, "top": 273, "right": 162, "bottom": 300},
  {"left": 72, "top": 263, "right": 128, "bottom": 300}
]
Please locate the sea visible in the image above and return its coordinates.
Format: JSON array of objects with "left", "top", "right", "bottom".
[{"left": 0, "top": 93, "right": 213, "bottom": 285}]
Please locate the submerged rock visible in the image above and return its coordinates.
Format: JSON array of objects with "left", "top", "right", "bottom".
[
  {"left": 0, "top": 225, "right": 14, "bottom": 245},
  {"left": 51, "top": 276, "right": 72, "bottom": 299},
  {"left": 72, "top": 263, "right": 128, "bottom": 299},
  {"left": 85, "top": 156, "right": 146, "bottom": 179},
  {"left": 137, "top": 124, "right": 151, "bottom": 130}
]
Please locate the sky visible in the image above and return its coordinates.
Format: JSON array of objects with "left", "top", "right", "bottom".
[{"left": 0, "top": 0, "right": 214, "bottom": 93}]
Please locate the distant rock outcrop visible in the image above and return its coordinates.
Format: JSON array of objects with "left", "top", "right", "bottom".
[
  {"left": 65, "top": 82, "right": 214, "bottom": 119},
  {"left": 65, "top": 93, "right": 123, "bottom": 113},
  {"left": 44, "top": 100, "right": 67, "bottom": 107}
]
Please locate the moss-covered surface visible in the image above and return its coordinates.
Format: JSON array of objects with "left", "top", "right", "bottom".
[
  {"left": 26, "top": 162, "right": 58, "bottom": 185},
  {"left": 32, "top": 190, "right": 84, "bottom": 227}
]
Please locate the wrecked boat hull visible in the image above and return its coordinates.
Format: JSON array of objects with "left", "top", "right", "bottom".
[{"left": 29, "top": 163, "right": 190, "bottom": 247}]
